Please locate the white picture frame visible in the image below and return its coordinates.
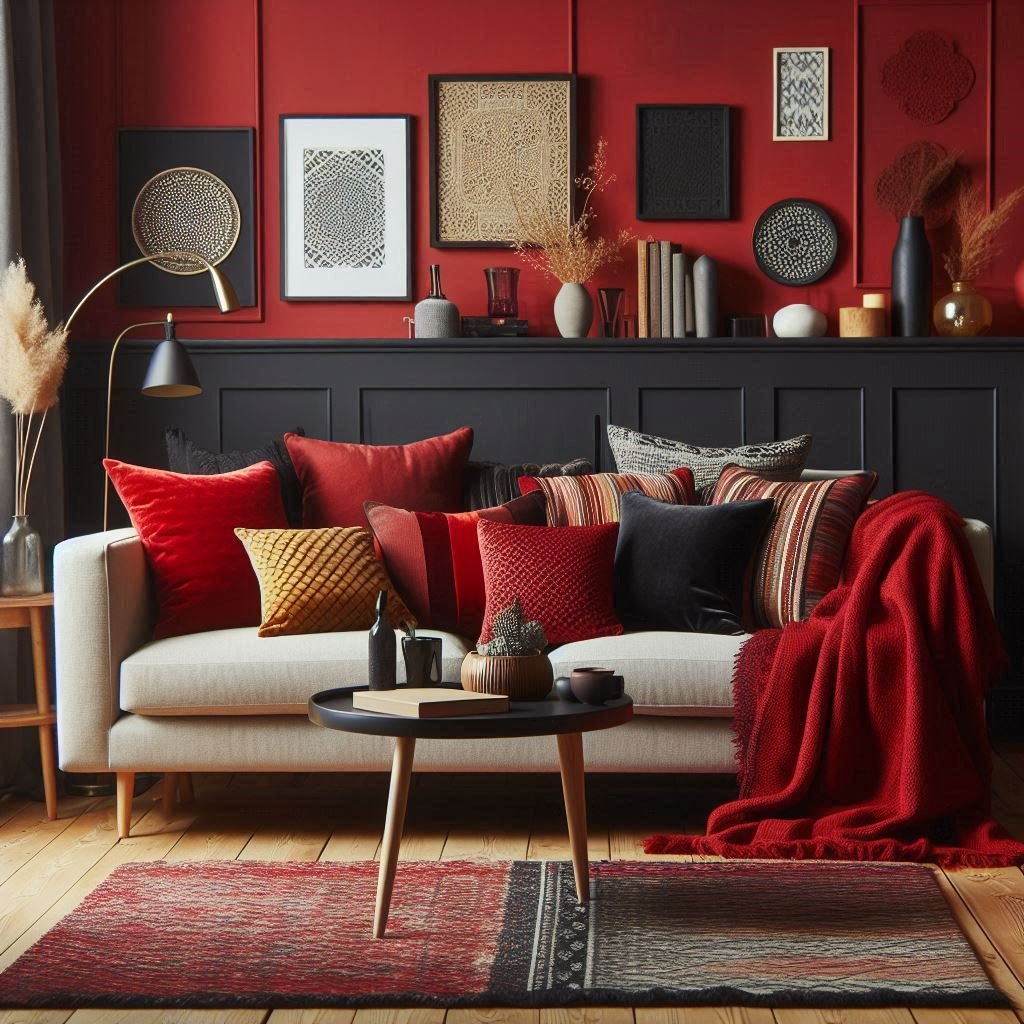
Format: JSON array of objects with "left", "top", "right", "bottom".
[
  {"left": 773, "top": 47, "right": 830, "bottom": 141},
  {"left": 280, "top": 115, "right": 412, "bottom": 301}
]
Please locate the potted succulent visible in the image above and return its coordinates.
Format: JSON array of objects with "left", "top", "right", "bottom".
[{"left": 461, "top": 598, "right": 554, "bottom": 699}]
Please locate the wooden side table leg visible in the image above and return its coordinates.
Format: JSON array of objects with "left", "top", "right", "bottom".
[
  {"left": 556, "top": 731, "right": 590, "bottom": 904},
  {"left": 28, "top": 607, "right": 57, "bottom": 821},
  {"left": 373, "top": 735, "right": 416, "bottom": 939},
  {"left": 116, "top": 772, "right": 135, "bottom": 839}
]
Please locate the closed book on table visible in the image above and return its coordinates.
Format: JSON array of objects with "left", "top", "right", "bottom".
[
  {"left": 648, "top": 241, "right": 662, "bottom": 337},
  {"left": 659, "top": 240, "right": 673, "bottom": 338},
  {"left": 352, "top": 687, "right": 510, "bottom": 718},
  {"left": 637, "top": 239, "right": 650, "bottom": 338},
  {"left": 671, "top": 251, "right": 687, "bottom": 339}
]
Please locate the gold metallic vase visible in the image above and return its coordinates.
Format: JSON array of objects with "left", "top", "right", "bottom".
[{"left": 933, "top": 281, "right": 993, "bottom": 337}]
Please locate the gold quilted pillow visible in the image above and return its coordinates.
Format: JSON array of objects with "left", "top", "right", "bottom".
[{"left": 235, "top": 527, "right": 414, "bottom": 638}]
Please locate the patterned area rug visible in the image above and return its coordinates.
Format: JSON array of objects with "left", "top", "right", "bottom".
[{"left": 0, "top": 859, "right": 1006, "bottom": 1009}]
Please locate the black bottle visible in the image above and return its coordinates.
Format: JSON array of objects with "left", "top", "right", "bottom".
[{"left": 368, "top": 590, "right": 397, "bottom": 691}]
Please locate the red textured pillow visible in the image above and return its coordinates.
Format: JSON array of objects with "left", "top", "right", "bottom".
[
  {"left": 285, "top": 427, "right": 473, "bottom": 528},
  {"left": 365, "top": 491, "right": 546, "bottom": 637},
  {"left": 477, "top": 519, "right": 623, "bottom": 647},
  {"left": 104, "top": 459, "right": 288, "bottom": 639}
]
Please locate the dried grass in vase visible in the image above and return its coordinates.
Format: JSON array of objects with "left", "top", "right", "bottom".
[
  {"left": 0, "top": 258, "right": 68, "bottom": 517},
  {"left": 875, "top": 141, "right": 962, "bottom": 227},
  {"left": 943, "top": 182, "right": 1024, "bottom": 283},
  {"left": 510, "top": 138, "right": 633, "bottom": 284}
]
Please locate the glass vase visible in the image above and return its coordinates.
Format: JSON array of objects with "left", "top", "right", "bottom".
[
  {"left": 933, "top": 280, "right": 993, "bottom": 337},
  {"left": 2, "top": 515, "right": 44, "bottom": 596},
  {"left": 484, "top": 267, "right": 520, "bottom": 318}
]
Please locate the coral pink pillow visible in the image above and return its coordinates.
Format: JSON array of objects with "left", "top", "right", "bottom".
[
  {"left": 103, "top": 459, "right": 288, "bottom": 639},
  {"left": 285, "top": 427, "right": 473, "bottom": 529},
  {"left": 476, "top": 519, "right": 623, "bottom": 647}
]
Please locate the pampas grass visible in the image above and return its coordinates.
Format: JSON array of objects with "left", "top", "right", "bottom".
[
  {"left": 943, "top": 182, "right": 1024, "bottom": 282},
  {"left": 0, "top": 258, "right": 68, "bottom": 517},
  {"left": 510, "top": 138, "right": 633, "bottom": 284}
]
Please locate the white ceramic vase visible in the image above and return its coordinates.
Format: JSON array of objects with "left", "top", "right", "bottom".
[
  {"left": 553, "top": 282, "right": 593, "bottom": 338},
  {"left": 772, "top": 303, "right": 827, "bottom": 338}
]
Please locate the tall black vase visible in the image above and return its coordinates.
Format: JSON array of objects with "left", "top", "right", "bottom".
[
  {"left": 368, "top": 590, "right": 396, "bottom": 691},
  {"left": 891, "top": 215, "right": 932, "bottom": 337}
]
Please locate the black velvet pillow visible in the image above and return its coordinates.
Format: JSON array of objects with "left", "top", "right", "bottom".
[
  {"left": 165, "top": 427, "right": 305, "bottom": 527},
  {"left": 462, "top": 457, "right": 593, "bottom": 511},
  {"left": 614, "top": 490, "right": 775, "bottom": 635}
]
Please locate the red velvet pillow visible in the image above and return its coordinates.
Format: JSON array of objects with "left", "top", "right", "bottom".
[
  {"left": 104, "top": 459, "right": 288, "bottom": 639},
  {"left": 365, "top": 491, "right": 546, "bottom": 638},
  {"left": 477, "top": 519, "right": 623, "bottom": 647},
  {"left": 285, "top": 427, "right": 473, "bottom": 529}
]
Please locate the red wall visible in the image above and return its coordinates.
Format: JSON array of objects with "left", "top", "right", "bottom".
[{"left": 54, "top": 0, "right": 1024, "bottom": 340}]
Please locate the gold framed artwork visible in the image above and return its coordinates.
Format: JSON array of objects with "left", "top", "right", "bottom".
[{"left": 429, "top": 74, "right": 576, "bottom": 248}]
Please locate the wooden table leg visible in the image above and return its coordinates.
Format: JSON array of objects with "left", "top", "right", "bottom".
[
  {"left": 28, "top": 607, "right": 57, "bottom": 821},
  {"left": 556, "top": 731, "right": 590, "bottom": 904},
  {"left": 116, "top": 772, "right": 135, "bottom": 839},
  {"left": 373, "top": 735, "right": 416, "bottom": 939}
]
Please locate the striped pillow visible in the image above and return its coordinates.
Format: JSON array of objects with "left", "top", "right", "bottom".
[
  {"left": 711, "top": 464, "right": 877, "bottom": 628},
  {"left": 518, "top": 469, "right": 696, "bottom": 526}
]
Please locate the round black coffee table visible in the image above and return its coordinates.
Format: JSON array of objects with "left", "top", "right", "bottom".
[{"left": 309, "top": 685, "right": 633, "bottom": 938}]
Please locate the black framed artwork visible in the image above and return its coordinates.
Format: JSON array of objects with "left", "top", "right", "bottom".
[
  {"left": 118, "top": 128, "right": 256, "bottom": 307},
  {"left": 280, "top": 115, "right": 412, "bottom": 301},
  {"left": 429, "top": 74, "right": 576, "bottom": 248},
  {"left": 636, "top": 105, "right": 732, "bottom": 221}
]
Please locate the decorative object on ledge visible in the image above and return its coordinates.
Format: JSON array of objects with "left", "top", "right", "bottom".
[
  {"left": 773, "top": 303, "right": 827, "bottom": 338},
  {"left": 636, "top": 105, "right": 731, "bottom": 220},
  {"left": 933, "top": 281, "right": 992, "bottom": 338},
  {"left": 840, "top": 307, "right": 886, "bottom": 338},
  {"left": 280, "top": 115, "right": 411, "bottom": 301},
  {"left": 461, "top": 316, "right": 529, "bottom": 338},
  {"left": 693, "top": 255, "right": 719, "bottom": 338},
  {"left": 598, "top": 287, "right": 624, "bottom": 338},
  {"left": 891, "top": 215, "right": 932, "bottom": 337},
  {"left": 752, "top": 199, "right": 838, "bottom": 286},
  {"left": 429, "top": 74, "right": 575, "bottom": 247},
  {"left": 462, "top": 597, "right": 552, "bottom": 699},
  {"left": 554, "top": 284, "right": 593, "bottom": 339},
  {"left": 882, "top": 31, "right": 974, "bottom": 125},
  {"left": 484, "top": 267, "right": 520, "bottom": 317},
  {"left": 773, "top": 47, "right": 829, "bottom": 141},
  {"left": 119, "top": 128, "right": 255, "bottom": 307},
  {"left": 368, "top": 590, "right": 397, "bottom": 691},
  {"left": 413, "top": 265, "right": 460, "bottom": 338},
  {"left": 729, "top": 315, "right": 769, "bottom": 338}
]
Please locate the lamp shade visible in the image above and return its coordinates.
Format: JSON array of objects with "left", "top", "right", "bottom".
[{"left": 141, "top": 337, "right": 202, "bottom": 398}]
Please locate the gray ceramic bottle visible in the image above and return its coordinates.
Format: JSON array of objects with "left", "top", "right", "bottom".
[
  {"left": 414, "top": 265, "right": 461, "bottom": 338},
  {"left": 693, "top": 255, "right": 719, "bottom": 338}
]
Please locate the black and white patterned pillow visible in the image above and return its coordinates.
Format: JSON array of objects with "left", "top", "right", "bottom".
[{"left": 607, "top": 424, "right": 811, "bottom": 497}]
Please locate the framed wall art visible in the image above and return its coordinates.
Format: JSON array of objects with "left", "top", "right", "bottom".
[
  {"left": 118, "top": 128, "right": 256, "bottom": 307},
  {"left": 429, "top": 74, "right": 576, "bottom": 247},
  {"left": 636, "top": 105, "right": 731, "bottom": 220},
  {"left": 280, "top": 115, "right": 412, "bottom": 301},
  {"left": 772, "top": 47, "right": 830, "bottom": 141}
]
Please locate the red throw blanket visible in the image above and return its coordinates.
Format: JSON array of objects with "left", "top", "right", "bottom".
[{"left": 645, "top": 490, "right": 1024, "bottom": 867}]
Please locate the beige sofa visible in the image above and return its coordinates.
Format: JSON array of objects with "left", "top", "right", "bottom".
[{"left": 53, "top": 513, "right": 994, "bottom": 836}]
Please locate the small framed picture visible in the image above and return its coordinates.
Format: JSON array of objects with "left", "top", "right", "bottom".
[
  {"left": 773, "top": 47, "right": 830, "bottom": 141},
  {"left": 280, "top": 115, "right": 412, "bottom": 301}
]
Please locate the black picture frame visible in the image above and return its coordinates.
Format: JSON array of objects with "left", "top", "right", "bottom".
[
  {"left": 279, "top": 114, "right": 413, "bottom": 302},
  {"left": 636, "top": 105, "right": 732, "bottom": 221},
  {"left": 429, "top": 73, "right": 577, "bottom": 248},
  {"left": 118, "top": 127, "right": 257, "bottom": 307}
]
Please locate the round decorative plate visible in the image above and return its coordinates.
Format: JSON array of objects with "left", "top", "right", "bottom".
[
  {"left": 131, "top": 166, "right": 241, "bottom": 275},
  {"left": 751, "top": 199, "right": 838, "bottom": 286}
]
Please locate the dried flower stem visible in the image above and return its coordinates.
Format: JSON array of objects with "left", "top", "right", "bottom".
[{"left": 943, "top": 182, "right": 1024, "bottom": 282}]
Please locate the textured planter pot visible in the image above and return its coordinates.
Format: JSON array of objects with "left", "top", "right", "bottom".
[
  {"left": 553, "top": 282, "right": 593, "bottom": 338},
  {"left": 891, "top": 216, "right": 932, "bottom": 337},
  {"left": 460, "top": 652, "right": 554, "bottom": 700}
]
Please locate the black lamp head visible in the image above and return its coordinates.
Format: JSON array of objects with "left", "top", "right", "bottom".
[{"left": 141, "top": 315, "right": 202, "bottom": 398}]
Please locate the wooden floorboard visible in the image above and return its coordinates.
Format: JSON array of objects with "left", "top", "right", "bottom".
[{"left": 0, "top": 770, "right": 1023, "bottom": 1018}]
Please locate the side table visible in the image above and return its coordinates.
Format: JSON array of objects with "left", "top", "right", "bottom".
[{"left": 0, "top": 593, "right": 57, "bottom": 819}]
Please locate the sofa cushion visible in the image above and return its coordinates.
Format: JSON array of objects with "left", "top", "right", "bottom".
[
  {"left": 548, "top": 631, "right": 747, "bottom": 716},
  {"left": 120, "top": 628, "right": 471, "bottom": 716}
]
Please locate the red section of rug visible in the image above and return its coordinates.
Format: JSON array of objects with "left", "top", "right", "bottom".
[{"left": 646, "top": 491, "right": 1024, "bottom": 867}]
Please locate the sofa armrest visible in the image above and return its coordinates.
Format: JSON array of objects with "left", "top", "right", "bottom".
[
  {"left": 54, "top": 529, "right": 153, "bottom": 771},
  {"left": 962, "top": 518, "right": 994, "bottom": 610}
]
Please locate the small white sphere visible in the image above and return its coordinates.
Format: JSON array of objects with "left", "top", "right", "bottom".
[{"left": 772, "top": 304, "right": 827, "bottom": 338}]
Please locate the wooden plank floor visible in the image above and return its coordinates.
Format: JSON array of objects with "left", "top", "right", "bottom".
[{"left": 2, "top": 742, "right": 1024, "bottom": 1024}]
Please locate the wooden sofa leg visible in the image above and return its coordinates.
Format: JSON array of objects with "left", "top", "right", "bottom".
[
  {"left": 177, "top": 772, "right": 195, "bottom": 804},
  {"left": 162, "top": 773, "right": 178, "bottom": 816},
  {"left": 116, "top": 772, "right": 135, "bottom": 839}
]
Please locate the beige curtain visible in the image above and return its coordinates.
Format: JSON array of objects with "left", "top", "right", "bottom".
[{"left": 0, "top": 0, "right": 64, "bottom": 797}]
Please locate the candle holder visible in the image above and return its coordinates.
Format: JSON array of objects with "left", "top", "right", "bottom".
[
  {"left": 484, "top": 267, "right": 520, "bottom": 318},
  {"left": 598, "top": 287, "right": 625, "bottom": 338}
]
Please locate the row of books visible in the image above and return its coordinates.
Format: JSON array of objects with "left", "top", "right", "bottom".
[{"left": 637, "top": 239, "right": 696, "bottom": 339}]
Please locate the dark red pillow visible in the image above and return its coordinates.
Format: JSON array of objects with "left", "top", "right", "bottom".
[
  {"left": 476, "top": 519, "right": 623, "bottom": 647},
  {"left": 103, "top": 459, "right": 288, "bottom": 639},
  {"left": 285, "top": 427, "right": 473, "bottom": 529},
  {"left": 365, "top": 491, "right": 546, "bottom": 638}
]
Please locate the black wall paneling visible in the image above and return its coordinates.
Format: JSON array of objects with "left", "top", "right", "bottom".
[{"left": 63, "top": 336, "right": 1024, "bottom": 734}]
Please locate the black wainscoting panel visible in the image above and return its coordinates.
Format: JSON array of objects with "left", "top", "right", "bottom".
[
  {"left": 637, "top": 387, "right": 744, "bottom": 447},
  {"left": 775, "top": 388, "right": 864, "bottom": 470},
  {"left": 219, "top": 388, "right": 331, "bottom": 451},
  {"left": 893, "top": 387, "right": 997, "bottom": 529},
  {"left": 359, "top": 387, "right": 609, "bottom": 468}
]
